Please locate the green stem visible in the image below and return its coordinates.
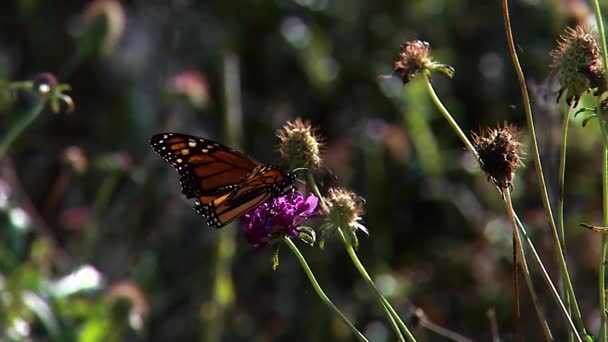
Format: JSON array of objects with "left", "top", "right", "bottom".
[
  {"left": 284, "top": 237, "right": 368, "bottom": 342},
  {"left": 421, "top": 73, "right": 479, "bottom": 163},
  {"left": 501, "top": 0, "right": 588, "bottom": 336},
  {"left": 338, "top": 228, "right": 414, "bottom": 342},
  {"left": 600, "top": 126, "right": 608, "bottom": 342},
  {"left": 306, "top": 172, "right": 411, "bottom": 340},
  {"left": 558, "top": 102, "right": 574, "bottom": 342},
  {"left": 83, "top": 172, "right": 122, "bottom": 261},
  {"left": 306, "top": 172, "right": 328, "bottom": 211},
  {"left": 513, "top": 213, "right": 582, "bottom": 341},
  {"left": 558, "top": 103, "right": 573, "bottom": 249},
  {"left": 0, "top": 96, "right": 47, "bottom": 159},
  {"left": 591, "top": 2, "right": 608, "bottom": 340},
  {"left": 504, "top": 191, "right": 553, "bottom": 341}
]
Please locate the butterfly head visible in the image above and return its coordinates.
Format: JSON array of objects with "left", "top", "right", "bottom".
[{"left": 283, "top": 171, "right": 297, "bottom": 191}]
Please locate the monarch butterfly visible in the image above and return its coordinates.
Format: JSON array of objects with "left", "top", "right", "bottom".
[{"left": 150, "top": 133, "right": 296, "bottom": 228}]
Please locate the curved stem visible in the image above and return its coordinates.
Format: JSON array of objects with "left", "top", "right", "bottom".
[
  {"left": 338, "top": 228, "right": 414, "bottom": 342},
  {"left": 284, "top": 237, "right": 369, "bottom": 342},
  {"left": 421, "top": 73, "right": 479, "bottom": 163},
  {"left": 504, "top": 191, "right": 553, "bottom": 342},
  {"left": 0, "top": 96, "right": 47, "bottom": 159},
  {"left": 501, "top": 0, "right": 588, "bottom": 337},
  {"left": 306, "top": 172, "right": 410, "bottom": 340}
]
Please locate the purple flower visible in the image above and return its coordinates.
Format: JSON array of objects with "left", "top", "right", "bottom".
[{"left": 241, "top": 191, "right": 318, "bottom": 249}]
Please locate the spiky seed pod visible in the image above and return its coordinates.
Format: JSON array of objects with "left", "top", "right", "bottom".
[
  {"left": 471, "top": 124, "right": 524, "bottom": 190},
  {"left": 277, "top": 118, "right": 322, "bottom": 170},
  {"left": 550, "top": 26, "right": 606, "bottom": 105}
]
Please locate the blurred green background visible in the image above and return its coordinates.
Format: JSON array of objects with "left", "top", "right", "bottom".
[{"left": 1, "top": 0, "right": 607, "bottom": 341}]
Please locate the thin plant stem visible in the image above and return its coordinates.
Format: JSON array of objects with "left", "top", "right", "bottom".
[
  {"left": 337, "top": 228, "right": 414, "bottom": 342},
  {"left": 591, "top": 2, "right": 608, "bottom": 339},
  {"left": 487, "top": 308, "right": 501, "bottom": 342},
  {"left": 83, "top": 171, "right": 122, "bottom": 261},
  {"left": 0, "top": 96, "right": 47, "bottom": 159},
  {"left": 501, "top": 0, "right": 588, "bottom": 337},
  {"left": 206, "top": 50, "right": 242, "bottom": 342},
  {"left": 504, "top": 190, "right": 553, "bottom": 342},
  {"left": 512, "top": 234, "right": 521, "bottom": 342},
  {"left": 558, "top": 102, "right": 574, "bottom": 342},
  {"left": 513, "top": 213, "right": 582, "bottom": 341},
  {"left": 284, "top": 237, "right": 369, "bottom": 342},
  {"left": 420, "top": 318, "right": 473, "bottom": 342},
  {"left": 306, "top": 172, "right": 410, "bottom": 340},
  {"left": 421, "top": 72, "right": 479, "bottom": 163},
  {"left": 306, "top": 172, "right": 328, "bottom": 211},
  {"left": 600, "top": 130, "right": 608, "bottom": 342},
  {"left": 558, "top": 102, "right": 574, "bottom": 249},
  {"left": 557, "top": 102, "right": 574, "bottom": 341}
]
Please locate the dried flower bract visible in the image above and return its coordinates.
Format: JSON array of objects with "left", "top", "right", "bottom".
[
  {"left": 550, "top": 26, "right": 606, "bottom": 105},
  {"left": 393, "top": 40, "right": 454, "bottom": 84},
  {"left": 321, "top": 188, "right": 368, "bottom": 235},
  {"left": 472, "top": 123, "right": 524, "bottom": 190}
]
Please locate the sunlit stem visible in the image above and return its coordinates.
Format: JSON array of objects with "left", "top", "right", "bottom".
[
  {"left": 591, "top": 1, "right": 608, "bottom": 339},
  {"left": 504, "top": 190, "right": 553, "bottom": 341},
  {"left": 284, "top": 237, "right": 369, "bottom": 342},
  {"left": 338, "top": 228, "right": 414, "bottom": 342},
  {"left": 558, "top": 102, "right": 575, "bottom": 342},
  {"left": 501, "top": 0, "right": 588, "bottom": 337},
  {"left": 514, "top": 213, "right": 583, "bottom": 341},
  {"left": 421, "top": 72, "right": 479, "bottom": 163}
]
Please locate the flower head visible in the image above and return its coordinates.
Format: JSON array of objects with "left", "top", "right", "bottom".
[
  {"left": 550, "top": 26, "right": 606, "bottom": 105},
  {"left": 322, "top": 188, "right": 367, "bottom": 235},
  {"left": 277, "top": 118, "right": 323, "bottom": 170},
  {"left": 471, "top": 123, "right": 524, "bottom": 190},
  {"left": 392, "top": 40, "right": 454, "bottom": 84},
  {"left": 241, "top": 191, "right": 318, "bottom": 249},
  {"left": 83, "top": 0, "right": 126, "bottom": 56},
  {"left": 31, "top": 72, "right": 74, "bottom": 114},
  {"left": 170, "top": 70, "right": 210, "bottom": 109}
]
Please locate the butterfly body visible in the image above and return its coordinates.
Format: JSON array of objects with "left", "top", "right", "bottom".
[{"left": 150, "top": 133, "right": 295, "bottom": 228}]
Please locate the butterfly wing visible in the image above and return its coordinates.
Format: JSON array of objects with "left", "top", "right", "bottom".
[
  {"left": 150, "top": 133, "right": 261, "bottom": 203},
  {"left": 196, "top": 166, "right": 296, "bottom": 228}
]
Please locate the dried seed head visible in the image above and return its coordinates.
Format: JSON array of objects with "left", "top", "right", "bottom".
[
  {"left": 392, "top": 40, "right": 454, "bottom": 84},
  {"left": 322, "top": 188, "right": 368, "bottom": 235},
  {"left": 471, "top": 123, "right": 524, "bottom": 190},
  {"left": 277, "top": 118, "right": 322, "bottom": 170},
  {"left": 550, "top": 26, "right": 606, "bottom": 105}
]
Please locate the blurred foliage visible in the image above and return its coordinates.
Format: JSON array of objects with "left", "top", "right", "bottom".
[{"left": 1, "top": 0, "right": 608, "bottom": 341}]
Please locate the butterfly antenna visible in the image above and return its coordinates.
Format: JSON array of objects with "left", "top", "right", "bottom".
[{"left": 291, "top": 167, "right": 310, "bottom": 175}]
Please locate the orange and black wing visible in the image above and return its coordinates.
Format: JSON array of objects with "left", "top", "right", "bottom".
[
  {"left": 196, "top": 166, "right": 296, "bottom": 228},
  {"left": 150, "top": 133, "right": 260, "bottom": 204}
]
